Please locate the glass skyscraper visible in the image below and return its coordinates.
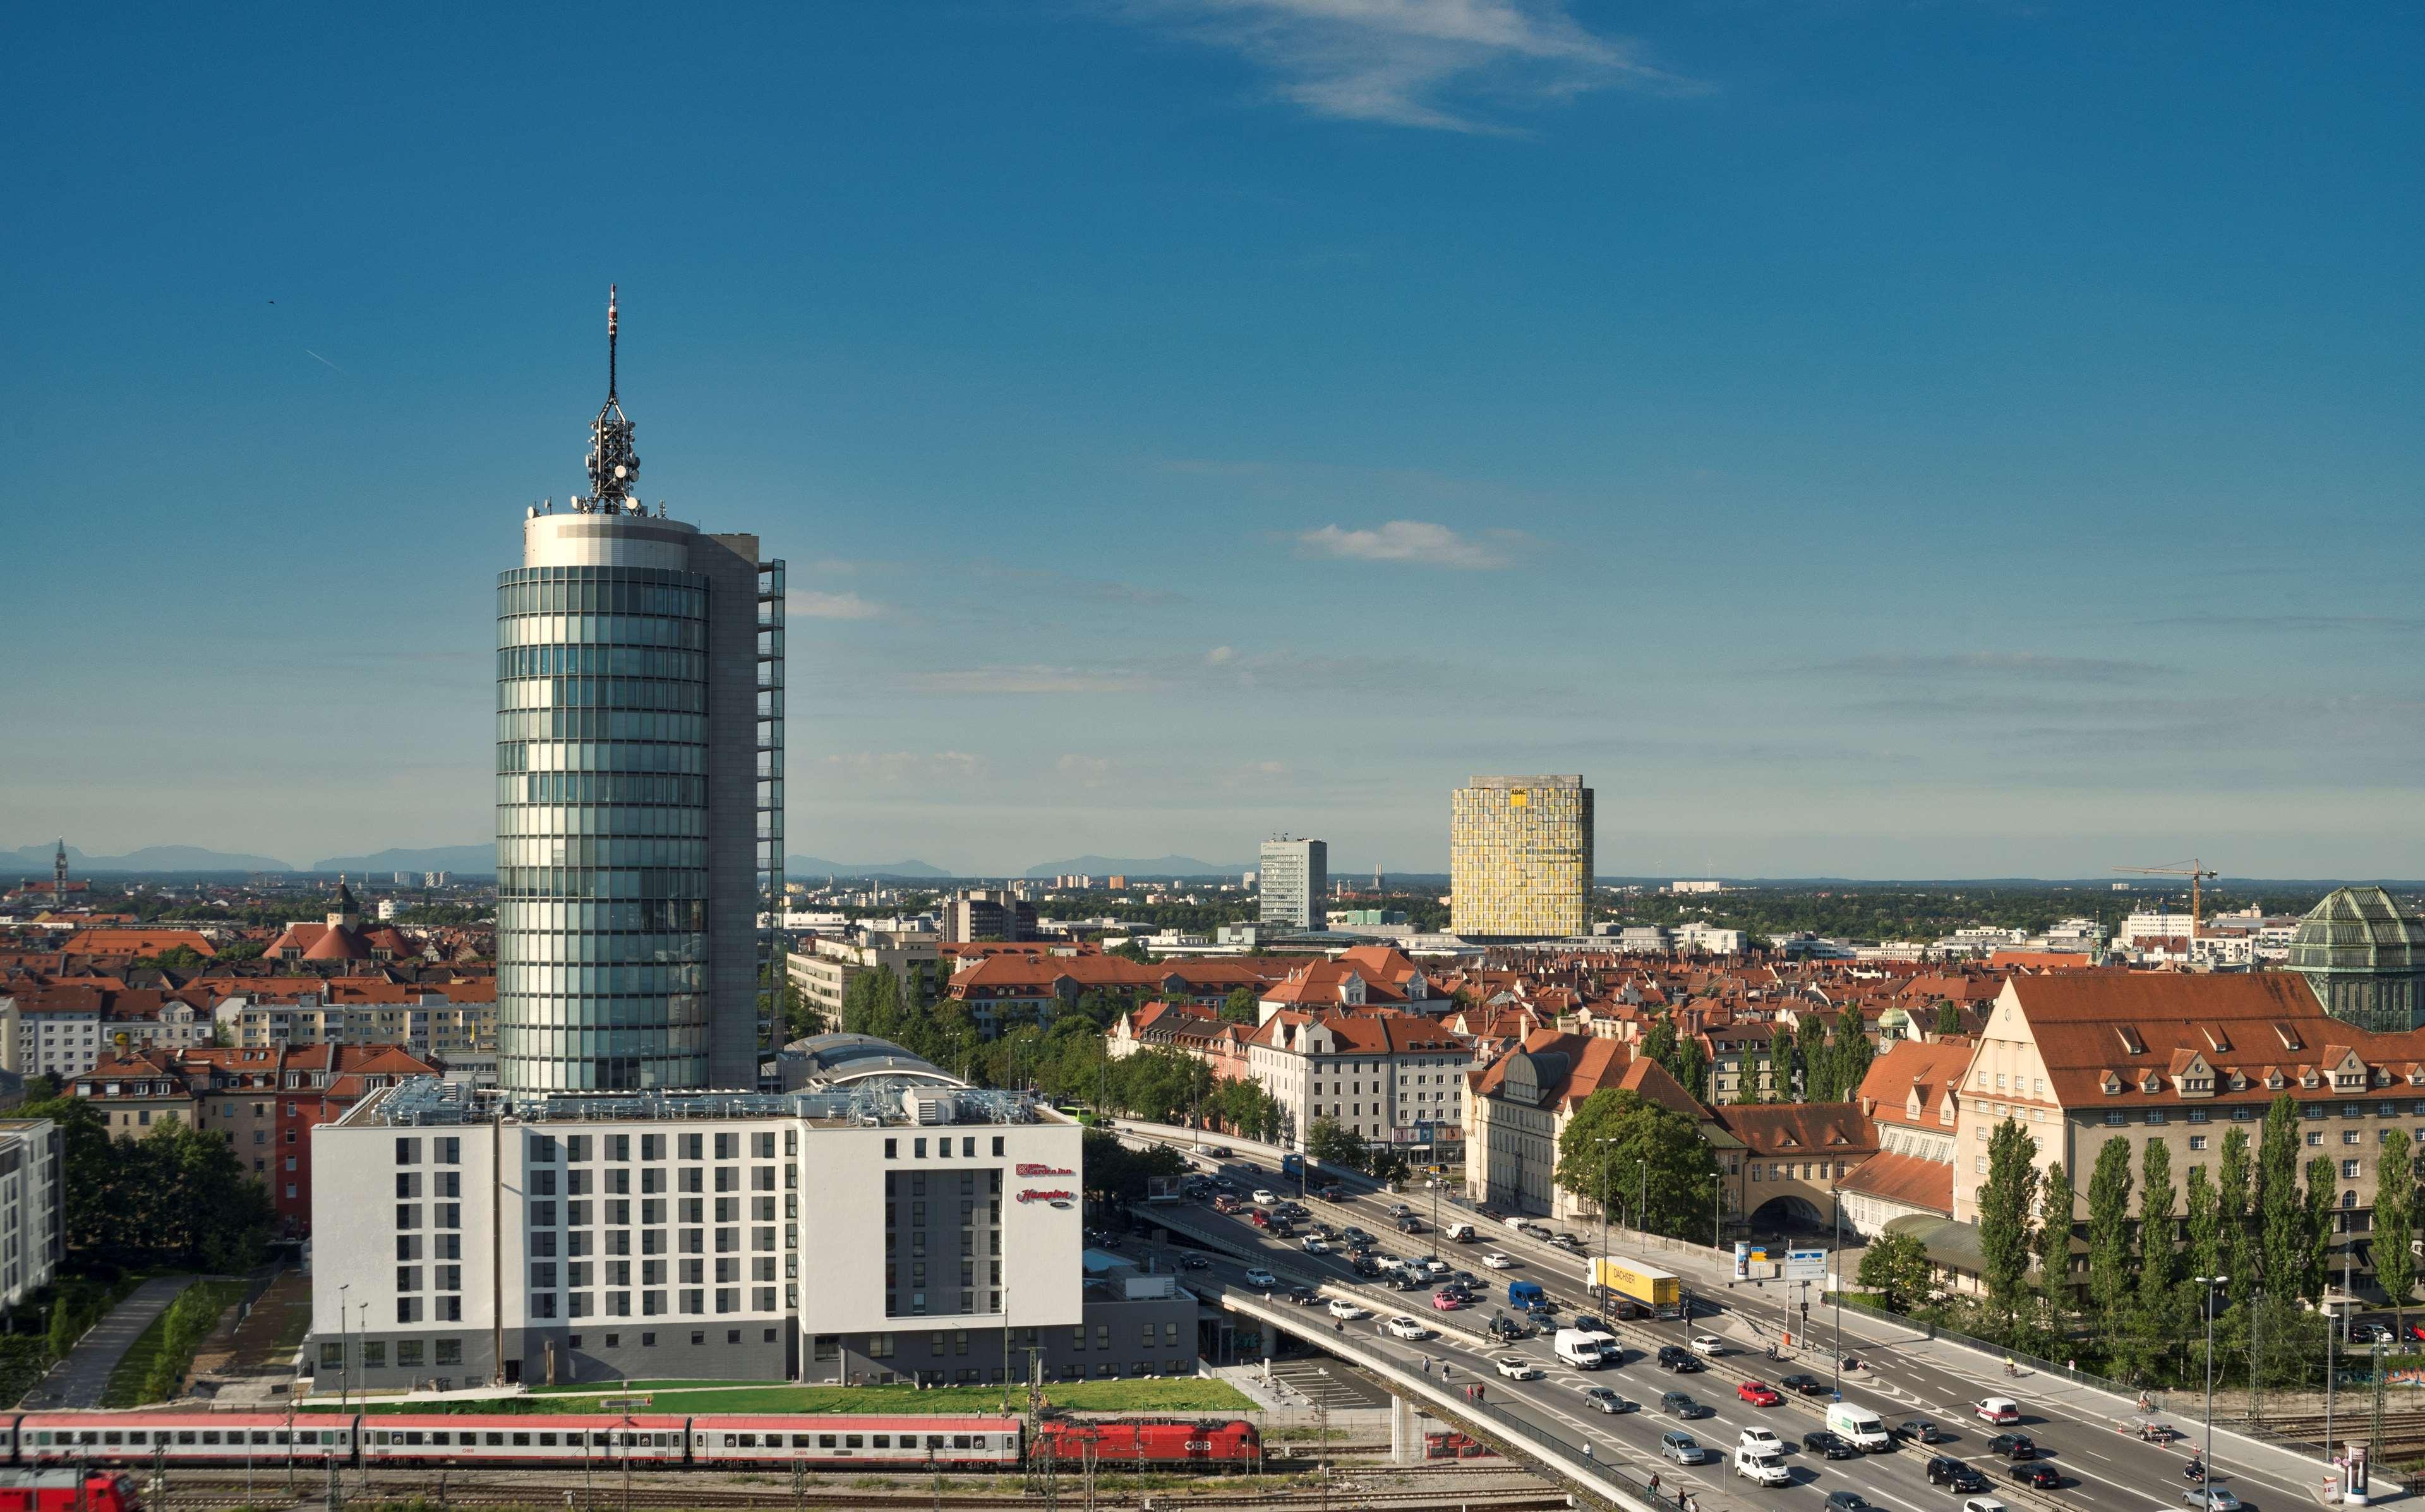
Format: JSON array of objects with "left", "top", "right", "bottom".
[
  {"left": 1449, "top": 774, "right": 1592, "bottom": 939},
  {"left": 496, "top": 291, "right": 783, "bottom": 1091}
]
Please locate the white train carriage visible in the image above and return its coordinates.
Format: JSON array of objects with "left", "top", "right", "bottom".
[
  {"left": 10, "top": 1412, "right": 359, "bottom": 1465},
  {"left": 359, "top": 1415, "right": 689, "bottom": 1468},
  {"left": 685, "top": 1416, "right": 1023, "bottom": 1469}
]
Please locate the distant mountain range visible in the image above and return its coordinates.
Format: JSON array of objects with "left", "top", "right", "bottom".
[
  {"left": 1021, "top": 855, "right": 1253, "bottom": 879},
  {"left": 313, "top": 844, "right": 497, "bottom": 877},
  {"left": 786, "top": 856, "right": 951, "bottom": 880},
  {"left": 6, "top": 843, "right": 298, "bottom": 874}
]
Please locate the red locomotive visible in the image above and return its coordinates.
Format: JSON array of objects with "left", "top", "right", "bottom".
[
  {"left": 1030, "top": 1418, "right": 1259, "bottom": 1472},
  {"left": 0, "top": 1470, "right": 141, "bottom": 1512}
]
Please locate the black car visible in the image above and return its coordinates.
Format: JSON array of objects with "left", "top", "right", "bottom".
[
  {"left": 1656, "top": 1345, "right": 1704, "bottom": 1372},
  {"left": 1179, "top": 1254, "right": 1210, "bottom": 1270},
  {"left": 1659, "top": 1391, "right": 1709, "bottom": 1419},
  {"left": 1899, "top": 1420, "right": 1944, "bottom": 1444},
  {"left": 1987, "top": 1434, "right": 2037, "bottom": 1461},
  {"left": 1803, "top": 1431, "right": 1858, "bottom": 1461},
  {"left": 1352, "top": 1257, "right": 1381, "bottom": 1278},
  {"left": 2011, "top": 1463, "right": 2061, "bottom": 1490},
  {"left": 1780, "top": 1373, "right": 1827, "bottom": 1395},
  {"left": 1343, "top": 1227, "right": 1373, "bottom": 1244},
  {"left": 1927, "top": 1458, "right": 1987, "bottom": 1492},
  {"left": 1488, "top": 1312, "right": 1532, "bottom": 1340},
  {"left": 1282, "top": 1285, "right": 1318, "bottom": 1305},
  {"left": 1398, "top": 1217, "right": 1426, "bottom": 1233}
]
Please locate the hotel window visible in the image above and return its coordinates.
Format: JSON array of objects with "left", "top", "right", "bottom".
[
  {"left": 2345, "top": 1131, "right": 2364, "bottom": 1146},
  {"left": 2345, "top": 1160, "right": 2363, "bottom": 1180}
]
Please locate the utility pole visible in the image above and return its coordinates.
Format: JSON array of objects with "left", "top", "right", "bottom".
[
  {"left": 1831, "top": 1194, "right": 1845, "bottom": 1393},
  {"left": 339, "top": 1283, "right": 351, "bottom": 1409}
]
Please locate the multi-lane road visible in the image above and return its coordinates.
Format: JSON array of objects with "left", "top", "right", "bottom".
[{"left": 1116, "top": 1127, "right": 2341, "bottom": 1512}]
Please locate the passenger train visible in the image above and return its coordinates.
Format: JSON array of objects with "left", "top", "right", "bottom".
[{"left": 0, "top": 1412, "right": 1260, "bottom": 1475}]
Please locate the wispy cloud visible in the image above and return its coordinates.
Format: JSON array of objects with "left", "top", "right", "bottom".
[
  {"left": 1056, "top": 753, "right": 1116, "bottom": 788},
  {"left": 788, "top": 590, "right": 886, "bottom": 620},
  {"left": 1808, "top": 652, "right": 2174, "bottom": 685},
  {"left": 2140, "top": 613, "right": 2425, "bottom": 634},
  {"left": 1297, "top": 519, "right": 1515, "bottom": 569},
  {"left": 820, "top": 750, "right": 992, "bottom": 785},
  {"left": 910, "top": 665, "right": 1162, "bottom": 696},
  {"left": 1113, "top": 0, "right": 1687, "bottom": 132}
]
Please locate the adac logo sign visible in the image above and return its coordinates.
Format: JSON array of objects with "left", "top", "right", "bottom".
[
  {"left": 1017, "top": 1189, "right": 1076, "bottom": 1209},
  {"left": 1016, "top": 1163, "right": 1074, "bottom": 1177}
]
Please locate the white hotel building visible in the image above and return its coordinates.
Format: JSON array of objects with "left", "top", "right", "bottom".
[{"left": 310, "top": 1074, "right": 1085, "bottom": 1392}]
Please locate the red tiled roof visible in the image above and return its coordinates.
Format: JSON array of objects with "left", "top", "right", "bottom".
[{"left": 1835, "top": 1149, "right": 1953, "bottom": 1215}]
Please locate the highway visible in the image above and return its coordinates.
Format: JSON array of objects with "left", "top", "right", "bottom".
[{"left": 1116, "top": 1127, "right": 2346, "bottom": 1512}]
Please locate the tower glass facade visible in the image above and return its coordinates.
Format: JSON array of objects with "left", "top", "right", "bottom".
[{"left": 496, "top": 564, "right": 712, "bottom": 1089}]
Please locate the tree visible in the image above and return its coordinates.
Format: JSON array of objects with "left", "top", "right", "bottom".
[
  {"left": 2377, "top": 1129, "right": 2416, "bottom": 1336},
  {"left": 1794, "top": 1015, "right": 1829, "bottom": 1101},
  {"left": 2301, "top": 1156, "right": 2337, "bottom": 1304},
  {"left": 1852, "top": 1235, "right": 1930, "bottom": 1318},
  {"left": 1976, "top": 1119, "right": 2041, "bottom": 1330},
  {"left": 2032, "top": 1160, "right": 2070, "bottom": 1299},
  {"left": 2126, "top": 1136, "right": 2179, "bottom": 1379},
  {"left": 2217, "top": 1127, "right": 2254, "bottom": 1309},
  {"left": 1080, "top": 1127, "right": 1184, "bottom": 1206},
  {"left": 1933, "top": 1002, "right": 1963, "bottom": 1038},
  {"left": 1642, "top": 1018, "right": 1680, "bottom": 1072},
  {"left": 1551, "top": 1088, "right": 1719, "bottom": 1239},
  {"left": 1220, "top": 988, "right": 1258, "bottom": 1025},
  {"left": 1109, "top": 938, "right": 1152, "bottom": 966},
  {"left": 1858, "top": 1230, "right": 1937, "bottom": 1314},
  {"left": 1673, "top": 1041, "right": 1711, "bottom": 1107},
  {"left": 1369, "top": 1149, "right": 1412, "bottom": 1187},
  {"left": 1304, "top": 1117, "right": 1368, "bottom": 1172},
  {"left": 2085, "top": 1136, "right": 2136, "bottom": 1326},
  {"left": 1834, "top": 1020, "right": 1874, "bottom": 1103},
  {"left": 2182, "top": 1164, "right": 2222, "bottom": 1305},
  {"left": 2256, "top": 1094, "right": 2305, "bottom": 1301}
]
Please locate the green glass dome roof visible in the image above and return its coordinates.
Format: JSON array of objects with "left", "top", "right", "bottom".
[{"left": 2287, "top": 886, "right": 2425, "bottom": 974}]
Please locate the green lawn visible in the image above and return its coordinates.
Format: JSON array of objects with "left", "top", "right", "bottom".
[
  {"left": 323, "top": 1377, "right": 1252, "bottom": 1416},
  {"left": 100, "top": 1279, "right": 248, "bottom": 1408}
]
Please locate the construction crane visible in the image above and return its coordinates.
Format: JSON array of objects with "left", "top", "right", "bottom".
[{"left": 2112, "top": 859, "right": 2221, "bottom": 940}]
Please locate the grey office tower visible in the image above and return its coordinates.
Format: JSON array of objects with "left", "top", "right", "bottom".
[{"left": 495, "top": 289, "right": 784, "bottom": 1091}]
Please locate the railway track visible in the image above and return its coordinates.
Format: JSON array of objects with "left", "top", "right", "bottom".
[
  {"left": 2248, "top": 1412, "right": 2425, "bottom": 1455},
  {"left": 151, "top": 1479, "right": 1568, "bottom": 1511}
]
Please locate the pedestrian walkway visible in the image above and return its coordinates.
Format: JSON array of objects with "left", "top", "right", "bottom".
[{"left": 26, "top": 1275, "right": 194, "bottom": 1408}]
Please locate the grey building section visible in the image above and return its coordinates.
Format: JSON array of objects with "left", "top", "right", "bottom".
[
  {"left": 805, "top": 1271, "right": 1202, "bottom": 1387},
  {"left": 690, "top": 530, "right": 773, "bottom": 1090},
  {"left": 1258, "top": 837, "right": 1327, "bottom": 932},
  {"left": 941, "top": 889, "right": 1037, "bottom": 944}
]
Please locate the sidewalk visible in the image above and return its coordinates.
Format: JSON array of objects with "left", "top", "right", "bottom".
[{"left": 25, "top": 1275, "right": 194, "bottom": 1408}]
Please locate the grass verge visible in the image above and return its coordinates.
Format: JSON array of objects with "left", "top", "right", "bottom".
[{"left": 100, "top": 1279, "right": 247, "bottom": 1407}]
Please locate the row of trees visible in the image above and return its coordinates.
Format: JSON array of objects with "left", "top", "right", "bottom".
[
  {"left": 1862, "top": 1094, "right": 2397, "bottom": 1388},
  {"left": 1304, "top": 1117, "right": 1415, "bottom": 1186},
  {"left": 1549, "top": 1088, "right": 1723, "bottom": 1240}
]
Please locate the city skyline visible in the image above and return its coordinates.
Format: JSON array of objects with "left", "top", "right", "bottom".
[{"left": 11, "top": 4, "right": 2424, "bottom": 879}]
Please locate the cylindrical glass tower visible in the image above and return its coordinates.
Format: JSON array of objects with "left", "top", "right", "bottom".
[{"left": 496, "top": 556, "right": 711, "bottom": 1089}]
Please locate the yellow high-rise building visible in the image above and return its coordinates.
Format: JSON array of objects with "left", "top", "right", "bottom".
[{"left": 1450, "top": 774, "right": 1593, "bottom": 939}]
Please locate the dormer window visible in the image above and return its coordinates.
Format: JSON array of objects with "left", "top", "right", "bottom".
[
  {"left": 2276, "top": 1023, "right": 2305, "bottom": 1052},
  {"left": 2266, "top": 1071, "right": 2285, "bottom": 1089},
  {"left": 2117, "top": 1026, "right": 2146, "bottom": 1055},
  {"left": 2140, "top": 1072, "right": 2163, "bottom": 1094},
  {"left": 2101, "top": 1071, "right": 2123, "bottom": 1095}
]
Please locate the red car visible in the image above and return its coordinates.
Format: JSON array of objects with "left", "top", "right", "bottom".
[
  {"left": 1738, "top": 1380, "right": 1783, "bottom": 1407},
  {"left": 1431, "top": 1291, "right": 1464, "bottom": 1311}
]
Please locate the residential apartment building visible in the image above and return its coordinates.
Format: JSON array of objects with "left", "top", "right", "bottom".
[
  {"left": 218, "top": 981, "right": 496, "bottom": 1059},
  {"left": 940, "top": 890, "right": 1037, "bottom": 945},
  {"left": 0, "top": 1119, "right": 59, "bottom": 1314},
  {"left": 785, "top": 931, "right": 939, "bottom": 1029},
  {"left": 1949, "top": 973, "right": 2425, "bottom": 1273},
  {"left": 1248, "top": 1012, "right": 1477, "bottom": 1160},
  {"left": 1464, "top": 1029, "right": 1706, "bottom": 1220},
  {"left": 1257, "top": 837, "right": 1328, "bottom": 932},
  {"left": 1450, "top": 775, "right": 1592, "bottom": 939}
]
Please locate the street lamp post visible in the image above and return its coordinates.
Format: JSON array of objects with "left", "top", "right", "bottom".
[
  {"left": 2195, "top": 1274, "right": 2227, "bottom": 1490},
  {"left": 1830, "top": 1193, "right": 1844, "bottom": 1395},
  {"left": 1596, "top": 1137, "right": 1622, "bottom": 1326},
  {"left": 338, "top": 1284, "right": 351, "bottom": 1410}
]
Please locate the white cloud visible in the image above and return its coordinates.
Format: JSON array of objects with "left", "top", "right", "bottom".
[
  {"left": 1056, "top": 754, "right": 1115, "bottom": 788},
  {"left": 1205, "top": 645, "right": 1236, "bottom": 664},
  {"left": 1297, "top": 519, "right": 1512, "bottom": 569},
  {"left": 820, "top": 751, "right": 992, "bottom": 785},
  {"left": 788, "top": 590, "right": 885, "bottom": 620},
  {"left": 1116, "top": 0, "right": 1685, "bottom": 132}
]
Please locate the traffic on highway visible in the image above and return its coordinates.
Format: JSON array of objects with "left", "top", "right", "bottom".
[{"left": 1112, "top": 1123, "right": 2333, "bottom": 1512}]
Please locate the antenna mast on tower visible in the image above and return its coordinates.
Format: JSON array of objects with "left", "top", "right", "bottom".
[{"left": 579, "top": 286, "right": 641, "bottom": 513}]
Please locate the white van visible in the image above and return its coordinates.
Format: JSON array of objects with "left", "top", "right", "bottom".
[
  {"left": 1555, "top": 1328, "right": 1619, "bottom": 1369},
  {"left": 1827, "top": 1401, "right": 1891, "bottom": 1451},
  {"left": 1446, "top": 1222, "right": 1477, "bottom": 1242},
  {"left": 1505, "top": 1215, "right": 1529, "bottom": 1232},
  {"left": 1734, "top": 1448, "right": 1790, "bottom": 1486}
]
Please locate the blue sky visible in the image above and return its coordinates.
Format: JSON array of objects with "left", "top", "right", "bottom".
[{"left": 7, "top": 2, "right": 2422, "bottom": 878}]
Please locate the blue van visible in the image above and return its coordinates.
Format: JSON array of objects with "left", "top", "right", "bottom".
[{"left": 1508, "top": 1280, "right": 1546, "bottom": 1311}]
